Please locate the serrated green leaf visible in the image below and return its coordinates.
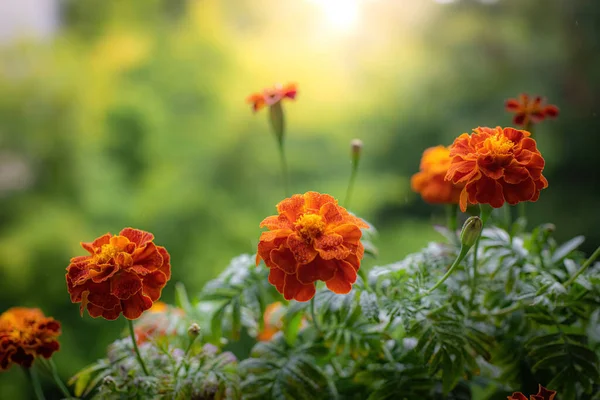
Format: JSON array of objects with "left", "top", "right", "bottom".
[
  {"left": 531, "top": 353, "right": 569, "bottom": 372},
  {"left": 525, "top": 333, "right": 561, "bottom": 348},
  {"left": 360, "top": 291, "right": 380, "bottom": 323}
]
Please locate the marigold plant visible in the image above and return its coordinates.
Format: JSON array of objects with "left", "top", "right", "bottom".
[
  {"left": 246, "top": 82, "right": 297, "bottom": 112},
  {"left": 445, "top": 126, "right": 548, "bottom": 212},
  {"left": 256, "top": 191, "right": 369, "bottom": 302},
  {"left": 133, "top": 301, "right": 183, "bottom": 344},
  {"left": 0, "top": 307, "right": 61, "bottom": 370},
  {"left": 505, "top": 93, "right": 559, "bottom": 127},
  {"left": 66, "top": 227, "right": 171, "bottom": 320},
  {"left": 411, "top": 145, "right": 464, "bottom": 205}
]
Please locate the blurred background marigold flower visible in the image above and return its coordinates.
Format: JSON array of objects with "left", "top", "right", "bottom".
[
  {"left": 508, "top": 384, "right": 556, "bottom": 400},
  {"left": 257, "top": 302, "right": 285, "bottom": 341},
  {"left": 0, "top": 307, "right": 61, "bottom": 370},
  {"left": 505, "top": 93, "right": 559, "bottom": 127},
  {"left": 446, "top": 126, "right": 548, "bottom": 212},
  {"left": 66, "top": 228, "right": 171, "bottom": 321},
  {"left": 247, "top": 82, "right": 297, "bottom": 112},
  {"left": 133, "top": 301, "right": 183, "bottom": 345},
  {"left": 256, "top": 191, "right": 368, "bottom": 302},
  {"left": 410, "top": 145, "right": 464, "bottom": 205}
]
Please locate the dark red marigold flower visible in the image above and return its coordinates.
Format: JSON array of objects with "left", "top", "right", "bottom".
[
  {"left": 0, "top": 307, "right": 61, "bottom": 370},
  {"left": 446, "top": 126, "right": 548, "bottom": 212},
  {"left": 247, "top": 83, "right": 297, "bottom": 112},
  {"left": 508, "top": 384, "right": 556, "bottom": 400},
  {"left": 256, "top": 192, "right": 369, "bottom": 302},
  {"left": 505, "top": 93, "right": 559, "bottom": 127},
  {"left": 66, "top": 228, "right": 171, "bottom": 320}
]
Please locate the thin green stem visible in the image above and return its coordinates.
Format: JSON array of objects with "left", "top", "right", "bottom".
[
  {"left": 446, "top": 204, "right": 458, "bottom": 233},
  {"left": 127, "top": 318, "right": 149, "bottom": 376},
  {"left": 23, "top": 366, "right": 45, "bottom": 400},
  {"left": 277, "top": 140, "right": 290, "bottom": 197},
  {"left": 421, "top": 245, "right": 470, "bottom": 297},
  {"left": 564, "top": 245, "right": 600, "bottom": 288},
  {"left": 310, "top": 297, "right": 321, "bottom": 334},
  {"left": 469, "top": 205, "right": 493, "bottom": 308},
  {"left": 45, "top": 358, "right": 71, "bottom": 399},
  {"left": 344, "top": 159, "right": 359, "bottom": 209},
  {"left": 503, "top": 204, "right": 511, "bottom": 229}
]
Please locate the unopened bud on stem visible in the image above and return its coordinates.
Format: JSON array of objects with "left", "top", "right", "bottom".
[
  {"left": 460, "top": 216, "right": 483, "bottom": 248},
  {"left": 351, "top": 139, "right": 363, "bottom": 164},
  {"left": 188, "top": 323, "right": 201, "bottom": 339}
]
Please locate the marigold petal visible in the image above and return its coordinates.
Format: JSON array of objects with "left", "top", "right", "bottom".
[
  {"left": 157, "top": 246, "right": 171, "bottom": 280},
  {"left": 259, "top": 215, "right": 293, "bottom": 230},
  {"left": 142, "top": 271, "right": 168, "bottom": 301},
  {"left": 467, "top": 176, "right": 505, "bottom": 208},
  {"left": 334, "top": 224, "right": 362, "bottom": 244},
  {"left": 287, "top": 234, "right": 318, "bottom": 264},
  {"left": 111, "top": 272, "right": 143, "bottom": 300},
  {"left": 505, "top": 99, "right": 522, "bottom": 111},
  {"left": 89, "top": 264, "right": 119, "bottom": 283},
  {"left": 513, "top": 114, "right": 526, "bottom": 126},
  {"left": 268, "top": 267, "right": 285, "bottom": 293},
  {"left": 131, "top": 242, "right": 163, "bottom": 272},
  {"left": 297, "top": 258, "right": 336, "bottom": 284},
  {"left": 87, "top": 281, "right": 121, "bottom": 309},
  {"left": 314, "top": 234, "right": 348, "bottom": 260},
  {"left": 119, "top": 228, "right": 155, "bottom": 247},
  {"left": 319, "top": 202, "right": 344, "bottom": 225},
  {"left": 282, "top": 273, "right": 315, "bottom": 302},
  {"left": 502, "top": 178, "right": 536, "bottom": 205},
  {"left": 543, "top": 105, "right": 559, "bottom": 118},
  {"left": 503, "top": 164, "right": 531, "bottom": 184},
  {"left": 507, "top": 393, "right": 528, "bottom": 400},
  {"left": 459, "top": 187, "right": 469, "bottom": 212},
  {"left": 325, "top": 260, "right": 357, "bottom": 294},
  {"left": 535, "top": 385, "right": 556, "bottom": 400},
  {"left": 270, "top": 247, "right": 298, "bottom": 274},
  {"left": 87, "top": 303, "right": 121, "bottom": 320},
  {"left": 277, "top": 194, "right": 305, "bottom": 222},
  {"left": 121, "top": 292, "right": 153, "bottom": 320}
]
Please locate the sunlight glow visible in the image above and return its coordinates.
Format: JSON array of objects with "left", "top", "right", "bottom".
[{"left": 307, "top": 0, "right": 362, "bottom": 32}]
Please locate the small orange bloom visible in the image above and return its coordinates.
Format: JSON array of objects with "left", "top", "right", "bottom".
[
  {"left": 446, "top": 126, "right": 548, "bottom": 212},
  {"left": 505, "top": 94, "right": 559, "bottom": 127},
  {"left": 508, "top": 385, "right": 556, "bottom": 400},
  {"left": 411, "top": 145, "right": 464, "bottom": 205},
  {"left": 66, "top": 228, "right": 171, "bottom": 321},
  {"left": 256, "top": 192, "right": 369, "bottom": 302},
  {"left": 257, "top": 302, "right": 285, "bottom": 341},
  {"left": 0, "top": 307, "right": 61, "bottom": 370},
  {"left": 247, "top": 83, "right": 297, "bottom": 112},
  {"left": 134, "top": 302, "right": 183, "bottom": 344}
]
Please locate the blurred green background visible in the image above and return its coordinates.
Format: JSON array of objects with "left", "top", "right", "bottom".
[{"left": 1, "top": 0, "right": 599, "bottom": 397}]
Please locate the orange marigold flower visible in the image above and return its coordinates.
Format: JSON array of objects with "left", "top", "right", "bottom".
[
  {"left": 257, "top": 302, "right": 285, "bottom": 341},
  {"left": 0, "top": 307, "right": 61, "bottom": 370},
  {"left": 134, "top": 301, "right": 183, "bottom": 345},
  {"left": 505, "top": 93, "right": 559, "bottom": 127},
  {"left": 256, "top": 191, "right": 369, "bottom": 302},
  {"left": 410, "top": 145, "right": 464, "bottom": 205},
  {"left": 247, "top": 83, "right": 297, "bottom": 112},
  {"left": 66, "top": 228, "right": 171, "bottom": 321},
  {"left": 446, "top": 126, "right": 548, "bottom": 212},
  {"left": 508, "top": 385, "right": 556, "bottom": 400}
]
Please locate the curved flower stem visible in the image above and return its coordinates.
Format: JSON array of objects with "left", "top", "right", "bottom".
[
  {"left": 422, "top": 245, "right": 470, "bottom": 297},
  {"left": 446, "top": 204, "right": 458, "bottom": 233},
  {"left": 469, "top": 205, "right": 493, "bottom": 308},
  {"left": 44, "top": 358, "right": 71, "bottom": 399},
  {"left": 277, "top": 140, "right": 290, "bottom": 197},
  {"left": 310, "top": 297, "right": 321, "bottom": 334},
  {"left": 127, "top": 318, "right": 150, "bottom": 376},
  {"left": 269, "top": 102, "right": 290, "bottom": 197},
  {"left": 23, "top": 366, "right": 45, "bottom": 400},
  {"left": 564, "top": 245, "right": 600, "bottom": 288}
]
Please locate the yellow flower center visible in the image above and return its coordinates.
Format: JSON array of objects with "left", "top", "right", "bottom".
[
  {"left": 95, "top": 243, "right": 120, "bottom": 263},
  {"left": 483, "top": 134, "right": 514, "bottom": 155},
  {"left": 296, "top": 213, "right": 326, "bottom": 241}
]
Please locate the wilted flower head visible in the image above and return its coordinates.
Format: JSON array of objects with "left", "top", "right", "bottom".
[
  {"left": 66, "top": 228, "right": 171, "bottom": 320},
  {"left": 446, "top": 126, "right": 548, "bottom": 212},
  {"left": 257, "top": 192, "right": 369, "bottom": 302},
  {"left": 508, "top": 384, "right": 556, "bottom": 400},
  {"left": 247, "top": 83, "right": 297, "bottom": 112},
  {"left": 0, "top": 307, "right": 61, "bottom": 370},
  {"left": 411, "top": 145, "right": 464, "bottom": 205},
  {"left": 505, "top": 94, "right": 559, "bottom": 127}
]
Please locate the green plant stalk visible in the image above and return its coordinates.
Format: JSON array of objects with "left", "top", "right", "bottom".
[
  {"left": 344, "top": 157, "right": 359, "bottom": 210},
  {"left": 564, "top": 245, "right": 600, "bottom": 287},
  {"left": 310, "top": 297, "right": 321, "bottom": 334},
  {"left": 269, "top": 102, "right": 290, "bottom": 197},
  {"left": 446, "top": 204, "right": 458, "bottom": 233},
  {"left": 423, "top": 245, "right": 470, "bottom": 296},
  {"left": 469, "top": 205, "right": 493, "bottom": 308},
  {"left": 127, "top": 318, "right": 150, "bottom": 376},
  {"left": 503, "top": 204, "right": 511, "bottom": 229},
  {"left": 277, "top": 139, "right": 290, "bottom": 197},
  {"left": 173, "top": 335, "right": 199, "bottom": 378},
  {"left": 44, "top": 358, "right": 71, "bottom": 399},
  {"left": 23, "top": 366, "right": 45, "bottom": 400}
]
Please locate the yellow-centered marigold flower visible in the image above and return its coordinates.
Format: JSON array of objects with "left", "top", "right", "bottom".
[
  {"left": 0, "top": 307, "right": 61, "bottom": 370},
  {"left": 411, "top": 145, "right": 464, "bottom": 205},
  {"left": 257, "top": 192, "right": 368, "bottom": 302},
  {"left": 446, "top": 126, "right": 548, "bottom": 212}
]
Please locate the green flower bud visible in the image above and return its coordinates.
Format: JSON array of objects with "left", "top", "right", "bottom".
[
  {"left": 188, "top": 323, "right": 200, "bottom": 339},
  {"left": 460, "top": 216, "right": 483, "bottom": 248},
  {"left": 351, "top": 139, "right": 363, "bottom": 163}
]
